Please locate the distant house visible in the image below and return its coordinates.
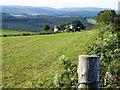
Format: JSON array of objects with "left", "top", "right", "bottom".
[
  {"left": 65, "top": 24, "right": 81, "bottom": 32},
  {"left": 54, "top": 23, "right": 84, "bottom": 32},
  {"left": 54, "top": 26, "right": 66, "bottom": 32},
  {"left": 69, "top": 24, "right": 81, "bottom": 31},
  {"left": 54, "top": 26, "right": 59, "bottom": 32}
]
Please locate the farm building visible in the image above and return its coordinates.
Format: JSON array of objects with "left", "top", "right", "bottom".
[{"left": 54, "top": 24, "right": 84, "bottom": 32}]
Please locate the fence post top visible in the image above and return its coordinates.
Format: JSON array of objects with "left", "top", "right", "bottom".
[
  {"left": 77, "top": 55, "right": 100, "bottom": 87},
  {"left": 79, "top": 55, "right": 99, "bottom": 58}
]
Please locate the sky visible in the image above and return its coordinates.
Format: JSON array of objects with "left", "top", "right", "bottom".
[{"left": 0, "top": 0, "right": 119, "bottom": 10}]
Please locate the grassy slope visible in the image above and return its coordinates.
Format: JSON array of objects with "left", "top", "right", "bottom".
[
  {"left": 0, "top": 30, "right": 33, "bottom": 36},
  {"left": 87, "top": 19, "right": 96, "bottom": 25},
  {"left": 2, "top": 30, "right": 97, "bottom": 88}
]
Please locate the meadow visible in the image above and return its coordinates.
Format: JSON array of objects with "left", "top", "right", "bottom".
[
  {"left": 2, "top": 30, "right": 97, "bottom": 88},
  {"left": 87, "top": 18, "right": 96, "bottom": 25},
  {"left": 0, "top": 30, "right": 34, "bottom": 37}
]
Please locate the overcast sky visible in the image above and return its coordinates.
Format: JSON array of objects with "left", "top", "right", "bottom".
[{"left": 0, "top": 0, "right": 119, "bottom": 10}]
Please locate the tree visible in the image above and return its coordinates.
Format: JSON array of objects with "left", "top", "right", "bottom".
[
  {"left": 86, "top": 25, "right": 120, "bottom": 88},
  {"left": 96, "top": 10, "right": 117, "bottom": 24},
  {"left": 114, "top": 15, "right": 120, "bottom": 28},
  {"left": 42, "top": 23, "right": 50, "bottom": 31},
  {"left": 59, "top": 22, "right": 70, "bottom": 27},
  {"left": 72, "top": 20, "right": 85, "bottom": 29}
]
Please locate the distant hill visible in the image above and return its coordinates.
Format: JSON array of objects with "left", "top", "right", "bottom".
[
  {"left": 1, "top": 5, "right": 111, "bottom": 16},
  {"left": 1, "top": 5, "right": 58, "bottom": 15},
  {"left": 58, "top": 7, "right": 110, "bottom": 11},
  {"left": 2, "top": 13, "right": 93, "bottom": 32}
]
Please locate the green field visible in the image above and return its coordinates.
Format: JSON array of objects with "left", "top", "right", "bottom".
[
  {"left": 87, "top": 19, "right": 96, "bottom": 24},
  {"left": 1, "top": 30, "right": 29, "bottom": 34},
  {"left": 0, "top": 30, "right": 33, "bottom": 36},
  {"left": 2, "top": 30, "right": 97, "bottom": 88}
]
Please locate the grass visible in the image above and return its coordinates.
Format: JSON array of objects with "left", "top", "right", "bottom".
[
  {"left": 1, "top": 30, "right": 28, "bottom": 34},
  {"left": 2, "top": 30, "right": 98, "bottom": 88},
  {"left": 0, "top": 30, "right": 33, "bottom": 36},
  {"left": 87, "top": 19, "right": 96, "bottom": 25}
]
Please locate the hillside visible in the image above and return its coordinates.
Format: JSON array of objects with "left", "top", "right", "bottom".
[
  {"left": 2, "top": 30, "right": 97, "bottom": 88},
  {"left": 59, "top": 7, "right": 109, "bottom": 11},
  {"left": 1, "top": 5, "right": 109, "bottom": 16},
  {"left": 2, "top": 13, "right": 93, "bottom": 32},
  {"left": 0, "top": 30, "right": 33, "bottom": 35}
]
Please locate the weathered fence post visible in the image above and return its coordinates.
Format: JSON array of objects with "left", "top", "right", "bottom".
[{"left": 77, "top": 55, "right": 99, "bottom": 89}]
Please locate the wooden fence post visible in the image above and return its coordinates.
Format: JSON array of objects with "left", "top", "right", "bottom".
[{"left": 77, "top": 55, "right": 100, "bottom": 89}]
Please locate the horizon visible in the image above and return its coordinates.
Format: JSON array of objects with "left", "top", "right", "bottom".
[
  {"left": 0, "top": 0, "right": 119, "bottom": 10},
  {"left": 1, "top": 5, "right": 113, "bottom": 9}
]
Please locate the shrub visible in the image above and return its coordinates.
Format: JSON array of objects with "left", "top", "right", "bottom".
[
  {"left": 53, "top": 55, "right": 77, "bottom": 88},
  {"left": 86, "top": 25, "right": 120, "bottom": 88}
]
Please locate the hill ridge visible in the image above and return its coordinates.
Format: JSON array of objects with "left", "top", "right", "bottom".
[{"left": 1, "top": 5, "right": 111, "bottom": 16}]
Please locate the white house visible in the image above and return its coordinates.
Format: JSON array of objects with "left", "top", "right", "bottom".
[{"left": 54, "top": 26, "right": 59, "bottom": 32}]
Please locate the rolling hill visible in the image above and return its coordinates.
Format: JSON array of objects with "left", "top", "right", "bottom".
[
  {"left": 2, "top": 13, "right": 93, "bottom": 32},
  {"left": 59, "top": 7, "right": 109, "bottom": 11},
  {"left": 1, "top": 5, "right": 110, "bottom": 16}
]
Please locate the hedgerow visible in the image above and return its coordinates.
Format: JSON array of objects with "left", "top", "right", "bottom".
[{"left": 86, "top": 25, "right": 120, "bottom": 88}]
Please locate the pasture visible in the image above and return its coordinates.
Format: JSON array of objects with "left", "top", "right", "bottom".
[
  {"left": 87, "top": 18, "right": 96, "bottom": 24},
  {"left": 2, "top": 30, "right": 97, "bottom": 88}
]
